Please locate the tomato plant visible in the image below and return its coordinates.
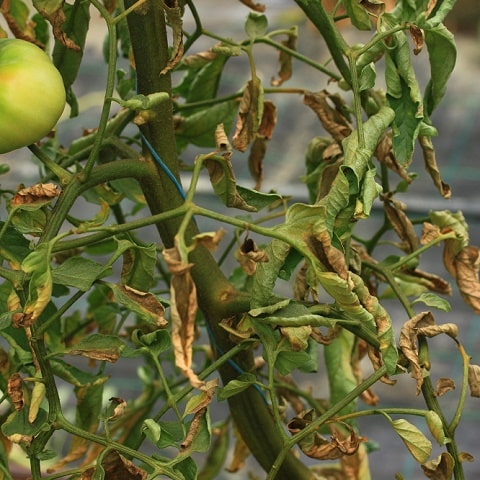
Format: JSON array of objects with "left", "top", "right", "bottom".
[{"left": 0, "top": 39, "right": 65, "bottom": 154}]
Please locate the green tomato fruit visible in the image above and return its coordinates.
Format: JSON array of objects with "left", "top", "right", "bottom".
[{"left": 0, "top": 38, "right": 66, "bottom": 154}]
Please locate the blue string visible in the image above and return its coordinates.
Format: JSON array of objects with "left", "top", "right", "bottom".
[
  {"left": 140, "top": 132, "right": 186, "bottom": 200},
  {"left": 205, "top": 323, "right": 269, "bottom": 405}
]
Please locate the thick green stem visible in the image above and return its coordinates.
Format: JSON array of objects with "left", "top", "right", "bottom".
[{"left": 124, "top": 2, "right": 315, "bottom": 478}]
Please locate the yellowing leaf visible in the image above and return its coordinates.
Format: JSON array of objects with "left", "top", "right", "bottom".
[
  {"left": 390, "top": 418, "right": 432, "bottom": 464},
  {"left": 468, "top": 364, "right": 480, "bottom": 397}
]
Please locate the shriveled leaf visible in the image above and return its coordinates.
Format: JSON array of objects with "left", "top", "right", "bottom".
[
  {"left": 10, "top": 183, "right": 61, "bottom": 205},
  {"left": 163, "top": 240, "right": 201, "bottom": 388},
  {"left": 203, "top": 154, "right": 257, "bottom": 212},
  {"left": 100, "top": 450, "right": 147, "bottom": 480},
  {"left": 421, "top": 222, "right": 441, "bottom": 245},
  {"left": 390, "top": 418, "right": 432, "bottom": 464},
  {"left": 399, "top": 311, "right": 435, "bottom": 394},
  {"left": 108, "top": 284, "right": 167, "bottom": 327},
  {"left": 271, "top": 28, "right": 296, "bottom": 87},
  {"left": 374, "top": 130, "right": 411, "bottom": 182},
  {"left": 416, "top": 322, "right": 458, "bottom": 339},
  {"left": 435, "top": 377, "right": 455, "bottom": 397},
  {"left": 304, "top": 90, "right": 352, "bottom": 142},
  {"left": 248, "top": 136, "right": 266, "bottom": 190},
  {"left": 236, "top": 237, "right": 269, "bottom": 275},
  {"left": 7, "top": 373, "right": 24, "bottom": 411},
  {"left": 214, "top": 123, "right": 231, "bottom": 152},
  {"left": 452, "top": 245, "right": 480, "bottom": 313},
  {"left": 184, "top": 379, "right": 218, "bottom": 416},
  {"left": 409, "top": 24, "right": 424, "bottom": 55},
  {"left": 232, "top": 76, "right": 264, "bottom": 152},
  {"left": 382, "top": 194, "right": 418, "bottom": 252},
  {"left": 238, "top": 0, "right": 265, "bottom": 12},
  {"left": 421, "top": 452, "right": 455, "bottom": 480},
  {"left": 62, "top": 334, "right": 126, "bottom": 363},
  {"left": 161, "top": 1, "right": 184, "bottom": 74},
  {"left": 181, "top": 407, "right": 211, "bottom": 453},
  {"left": 419, "top": 135, "right": 451, "bottom": 198},
  {"left": 280, "top": 325, "right": 311, "bottom": 351},
  {"left": 191, "top": 229, "right": 226, "bottom": 252},
  {"left": 468, "top": 364, "right": 480, "bottom": 397},
  {"left": 288, "top": 416, "right": 364, "bottom": 460},
  {"left": 33, "top": 0, "right": 81, "bottom": 50}
]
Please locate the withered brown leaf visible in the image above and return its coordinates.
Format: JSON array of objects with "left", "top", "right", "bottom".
[
  {"left": 238, "top": 0, "right": 266, "bottom": 12},
  {"left": 271, "top": 29, "right": 296, "bottom": 87},
  {"left": 382, "top": 194, "right": 418, "bottom": 253},
  {"left": 421, "top": 222, "right": 442, "bottom": 245},
  {"left": 191, "top": 229, "right": 226, "bottom": 252},
  {"left": 409, "top": 24, "right": 424, "bottom": 55},
  {"left": 161, "top": 1, "right": 184, "bottom": 75},
  {"left": 453, "top": 245, "right": 480, "bottom": 313},
  {"left": 468, "top": 364, "right": 480, "bottom": 397},
  {"left": 419, "top": 135, "right": 451, "bottom": 199},
  {"left": 11, "top": 183, "right": 61, "bottom": 206},
  {"left": 232, "top": 77, "right": 263, "bottom": 152},
  {"left": 435, "top": 377, "right": 455, "bottom": 397},
  {"left": 163, "top": 240, "right": 202, "bottom": 388},
  {"left": 375, "top": 131, "right": 411, "bottom": 181},
  {"left": 399, "top": 311, "right": 435, "bottom": 395},
  {"left": 421, "top": 452, "right": 455, "bottom": 480},
  {"left": 7, "top": 373, "right": 24, "bottom": 411},
  {"left": 121, "top": 285, "right": 168, "bottom": 328},
  {"left": 236, "top": 237, "right": 269, "bottom": 275},
  {"left": 304, "top": 90, "right": 352, "bottom": 142}
]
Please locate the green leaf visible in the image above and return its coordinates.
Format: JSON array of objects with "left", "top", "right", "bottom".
[
  {"left": 174, "top": 456, "right": 198, "bottom": 480},
  {"left": 0, "top": 223, "right": 30, "bottom": 268},
  {"left": 50, "top": 358, "right": 110, "bottom": 387},
  {"left": 1, "top": 408, "right": 49, "bottom": 440},
  {"left": 203, "top": 155, "right": 257, "bottom": 212},
  {"left": 131, "top": 329, "right": 171, "bottom": 356},
  {"left": 106, "top": 283, "right": 167, "bottom": 327},
  {"left": 412, "top": 293, "right": 451, "bottom": 312},
  {"left": 51, "top": 0, "right": 91, "bottom": 117},
  {"left": 22, "top": 244, "right": 53, "bottom": 322},
  {"left": 120, "top": 241, "right": 157, "bottom": 292},
  {"left": 176, "top": 100, "right": 238, "bottom": 149},
  {"left": 218, "top": 373, "right": 257, "bottom": 400},
  {"left": 245, "top": 12, "right": 268, "bottom": 39},
  {"left": 52, "top": 257, "right": 111, "bottom": 291},
  {"left": 389, "top": 418, "right": 432, "bottom": 463},
  {"left": 235, "top": 186, "right": 284, "bottom": 212},
  {"left": 276, "top": 348, "right": 317, "bottom": 375},
  {"left": 384, "top": 31, "right": 423, "bottom": 165},
  {"left": 343, "top": 0, "right": 371, "bottom": 30},
  {"left": 184, "top": 54, "right": 230, "bottom": 106},
  {"left": 423, "top": 25, "right": 456, "bottom": 118}
]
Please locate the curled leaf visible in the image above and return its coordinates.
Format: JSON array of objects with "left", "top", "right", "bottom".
[
  {"left": 232, "top": 76, "right": 264, "bottom": 152},
  {"left": 399, "top": 312, "right": 435, "bottom": 394},
  {"left": 191, "top": 229, "right": 226, "bottom": 252},
  {"left": 63, "top": 334, "right": 126, "bottom": 363},
  {"left": 304, "top": 90, "right": 352, "bottom": 142},
  {"left": 271, "top": 28, "right": 297, "bottom": 87},
  {"left": 236, "top": 237, "right": 269, "bottom": 275},
  {"left": 10, "top": 183, "right": 61, "bottom": 206},
  {"left": 7, "top": 373, "right": 24, "bottom": 411},
  {"left": 435, "top": 377, "right": 455, "bottom": 397},
  {"left": 421, "top": 452, "right": 455, "bottom": 480},
  {"left": 163, "top": 240, "right": 202, "bottom": 388},
  {"left": 161, "top": 1, "right": 184, "bottom": 75},
  {"left": 419, "top": 135, "right": 451, "bottom": 198},
  {"left": 467, "top": 364, "right": 480, "bottom": 397}
]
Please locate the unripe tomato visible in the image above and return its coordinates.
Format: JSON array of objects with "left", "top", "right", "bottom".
[{"left": 0, "top": 38, "right": 66, "bottom": 154}]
